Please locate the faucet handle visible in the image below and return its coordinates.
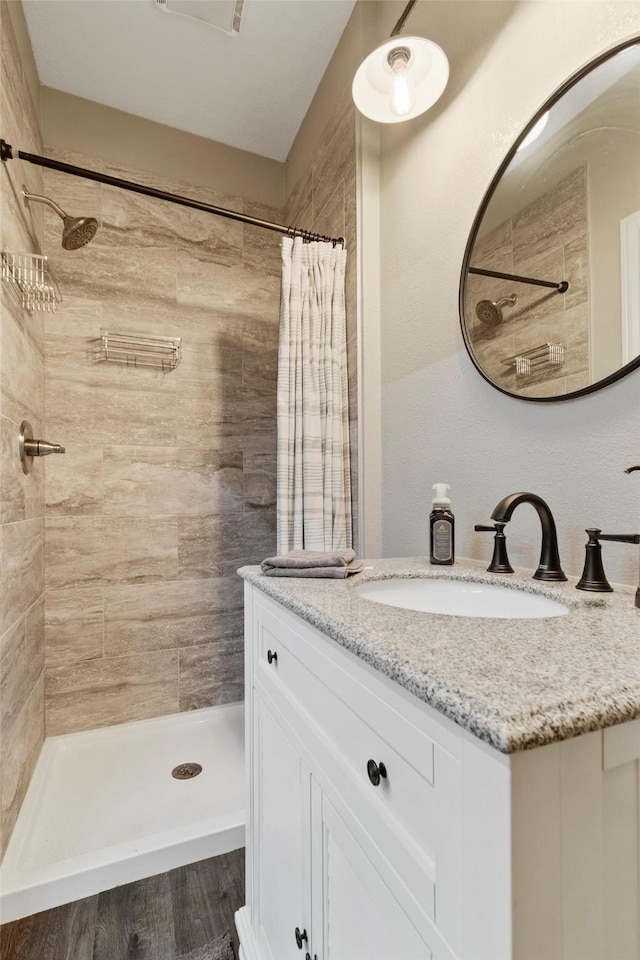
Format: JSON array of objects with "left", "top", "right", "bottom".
[
  {"left": 576, "top": 528, "right": 640, "bottom": 593},
  {"left": 474, "top": 522, "right": 514, "bottom": 574},
  {"left": 598, "top": 532, "right": 640, "bottom": 545}
]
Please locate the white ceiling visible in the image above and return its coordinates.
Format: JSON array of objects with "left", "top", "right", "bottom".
[{"left": 22, "top": 0, "right": 357, "bottom": 161}]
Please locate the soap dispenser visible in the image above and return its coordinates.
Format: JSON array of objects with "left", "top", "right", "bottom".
[{"left": 430, "top": 483, "right": 455, "bottom": 565}]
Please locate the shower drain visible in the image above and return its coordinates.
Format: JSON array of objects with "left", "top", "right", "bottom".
[{"left": 172, "top": 762, "right": 203, "bottom": 780}]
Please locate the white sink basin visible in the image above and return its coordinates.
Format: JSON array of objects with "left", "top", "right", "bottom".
[{"left": 353, "top": 577, "right": 570, "bottom": 619}]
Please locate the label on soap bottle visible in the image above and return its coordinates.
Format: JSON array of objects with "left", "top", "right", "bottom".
[
  {"left": 433, "top": 519, "right": 452, "bottom": 561},
  {"left": 430, "top": 511, "right": 454, "bottom": 565}
]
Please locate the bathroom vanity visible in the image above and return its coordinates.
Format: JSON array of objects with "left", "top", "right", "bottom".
[{"left": 234, "top": 560, "right": 640, "bottom": 960}]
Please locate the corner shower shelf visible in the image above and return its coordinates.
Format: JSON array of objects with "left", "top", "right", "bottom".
[
  {"left": 98, "top": 331, "right": 182, "bottom": 371},
  {"left": 1, "top": 251, "right": 61, "bottom": 312}
]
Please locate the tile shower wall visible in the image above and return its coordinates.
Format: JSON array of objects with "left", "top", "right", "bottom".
[
  {"left": 465, "top": 166, "right": 590, "bottom": 397},
  {"left": 0, "top": 0, "right": 46, "bottom": 856},
  {"left": 42, "top": 150, "right": 281, "bottom": 735},
  {"left": 285, "top": 89, "right": 358, "bottom": 546}
]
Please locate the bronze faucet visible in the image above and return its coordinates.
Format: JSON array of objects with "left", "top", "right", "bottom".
[{"left": 490, "top": 492, "right": 567, "bottom": 582}]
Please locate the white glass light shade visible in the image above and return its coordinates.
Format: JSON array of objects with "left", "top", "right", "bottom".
[
  {"left": 516, "top": 110, "right": 550, "bottom": 152},
  {"left": 352, "top": 36, "right": 449, "bottom": 124}
]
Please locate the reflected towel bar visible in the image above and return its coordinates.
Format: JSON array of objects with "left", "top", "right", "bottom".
[{"left": 469, "top": 266, "right": 568, "bottom": 293}]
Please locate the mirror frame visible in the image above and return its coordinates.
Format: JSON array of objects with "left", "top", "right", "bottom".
[{"left": 459, "top": 34, "right": 640, "bottom": 402}]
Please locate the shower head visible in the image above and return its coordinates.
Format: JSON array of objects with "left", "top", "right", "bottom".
[
  {"left": 475, "top": 294, "right": 517, "bottom": 327},
  {"left": 22, "top": 187, "right": 98, "bottom": 250},
  {"left": 61, "top": 215, "right": 99, "bottom": 250}
]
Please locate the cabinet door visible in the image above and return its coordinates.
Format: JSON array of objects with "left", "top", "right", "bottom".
[
  {"left": 318, "top": 792, "right": 433, "bottom": 960},
  {"left": 254, "top": 693, "right": 310, "bottom": 960}
]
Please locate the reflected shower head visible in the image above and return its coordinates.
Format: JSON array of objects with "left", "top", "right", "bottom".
[
  {"left": 22, "top": 187, "right": 99, "bottom": 250},
  {"left": 475, "top": 294, "right": 517, "bottom": 327}
]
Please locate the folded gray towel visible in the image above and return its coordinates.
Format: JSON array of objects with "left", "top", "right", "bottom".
[
  {"left": 261, "top": 548, "right": 356, "bottom": 573},
  {"left": 261, "top": 559, "right": 364, "bottom": 578}
]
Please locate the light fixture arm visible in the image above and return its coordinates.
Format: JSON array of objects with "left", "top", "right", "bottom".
[{"left": 391, "top": 0, "right": 418, "bottom": 37}]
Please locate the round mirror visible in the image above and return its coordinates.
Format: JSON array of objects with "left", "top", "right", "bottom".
[{"left": 460, "top": 37, "right": 640, "bottom": 401}]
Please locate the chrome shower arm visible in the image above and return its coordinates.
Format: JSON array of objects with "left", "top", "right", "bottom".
[{"left": 22, "top": 189, "right": 67, "bottom": 221}]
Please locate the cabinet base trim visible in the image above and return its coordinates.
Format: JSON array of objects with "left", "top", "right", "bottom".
[{"left": 235, "top": 906, "right": 260, "bottom": 960}]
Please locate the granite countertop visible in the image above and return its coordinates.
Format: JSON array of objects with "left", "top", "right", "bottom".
[{"left": 239, "top": 558, "right": 640, "bottom": 754}]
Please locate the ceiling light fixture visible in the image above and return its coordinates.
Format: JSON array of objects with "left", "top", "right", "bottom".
[{"left": 352, "top": 0, "right": 448, "bottom": 124}]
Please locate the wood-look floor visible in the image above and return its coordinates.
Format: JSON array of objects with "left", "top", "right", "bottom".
[{"left": 0, "top": 849, "right": 244, "bottom": 960}]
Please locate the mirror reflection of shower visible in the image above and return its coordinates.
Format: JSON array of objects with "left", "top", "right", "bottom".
[
  {"left": 22, "top": 186, "right": 98, "bottom": 249},
  {"left": 475, "top": 294, "right": 517, "bottom": 326}
]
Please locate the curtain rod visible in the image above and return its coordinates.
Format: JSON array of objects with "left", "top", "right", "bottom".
[
  {"left": 469, "top": 266, "right": 568, "bottom": 292},
  {"left": 0, "top": 139, "right": 344, "bottom": 247}
]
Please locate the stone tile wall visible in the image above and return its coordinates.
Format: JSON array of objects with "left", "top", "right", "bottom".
[
  {"left": 42, "top": 152, "right": 281, "bottom": 735},
  {"left": 285, "top": 89, "right": 358, "bottom": 547},
  {"left": 0, "top": 0, "right": 46, "bottom": 856},
  {"left": 465, "top": 166, "right": 590, "bottom": 397}
]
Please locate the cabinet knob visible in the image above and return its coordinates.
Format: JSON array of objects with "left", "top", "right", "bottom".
[
  {"left": 295, "top": 927, "right": 308, "bottom": 950},
  {"left": 267, "top": 649, "right": 278, "bottom": 665},
  {"left": 367, "top": 759, "right": 387, "bottom": 786}
]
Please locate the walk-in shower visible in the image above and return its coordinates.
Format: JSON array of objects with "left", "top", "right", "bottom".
[
  {"left": 0, "top": 705, "right": 244, "bottom": 922},
  {"left": 0, "top": 132, "right": 344, "bottom": 925}
]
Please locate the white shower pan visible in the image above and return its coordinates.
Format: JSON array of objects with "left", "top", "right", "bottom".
[{"left": 0, "top": 702, "right": 244, "bottom": 924}]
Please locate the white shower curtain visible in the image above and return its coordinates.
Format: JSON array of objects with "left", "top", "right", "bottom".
[{"left": 277, "top": 236, "right": 352, "bottom": 553}]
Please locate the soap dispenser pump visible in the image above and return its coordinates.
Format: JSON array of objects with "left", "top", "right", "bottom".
[{"left": 430, "top": 483, "right": 455, "bottom": 565}]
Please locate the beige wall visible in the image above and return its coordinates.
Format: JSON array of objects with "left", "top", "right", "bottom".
[
  {"left": 377, "top": 0, "right": 640, "bottom": 586},
  {"left": 0, "top": 0, "right": 46, "bottom": 857},
  {"left": 40, "top": 146, "right": 281, "bottom": 734},
  {"left": 42, "top": 87, "right": 285, "bottom": 210}
]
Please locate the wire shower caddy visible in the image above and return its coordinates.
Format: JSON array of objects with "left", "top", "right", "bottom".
[
  {"left": 98, "top": 331, "right": 182, "bottom": 371},
  {"left": 1, "top": 251, "right": 61, "bottom": 312}
]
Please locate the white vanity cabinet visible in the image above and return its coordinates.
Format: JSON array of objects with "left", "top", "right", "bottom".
[{"left": 235, "top": 584, "right": 640, "bottom": 960}]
